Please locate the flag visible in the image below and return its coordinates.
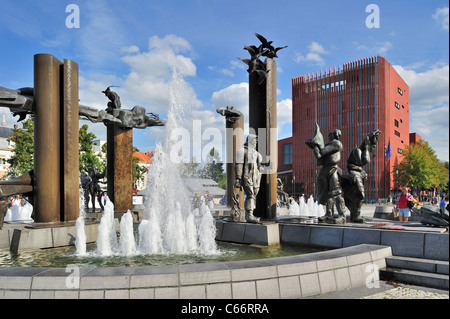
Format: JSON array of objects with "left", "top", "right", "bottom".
[{"left": 385, "top": 140, "right": 391, "bottom": 160}]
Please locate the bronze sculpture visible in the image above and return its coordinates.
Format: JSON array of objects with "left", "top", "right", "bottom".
[
  {"left": 234, "top": 134, "right": 263, "bottom": 223},
  {"left": 306, "top": 124, "right": 349, "bottom": 224},
  {"left": 238, "top": 33, "right": 287, "bottom": 85},
  {"left": 341, "top": 129, "right": 381, "bottom": 223}
]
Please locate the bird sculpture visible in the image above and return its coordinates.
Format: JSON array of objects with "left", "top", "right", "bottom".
[{"left": 253, "top": 33, "right": 287, "bottom": 58}]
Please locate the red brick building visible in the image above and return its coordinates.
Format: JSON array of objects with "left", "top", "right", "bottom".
[
  {"left": 277, "top": 137, "right": 295, "bottom": 194},
  {"left": 290, "top": 56, "right": 409, "bottom": 200}
]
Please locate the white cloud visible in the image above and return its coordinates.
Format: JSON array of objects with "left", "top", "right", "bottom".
[
  {"left": 79, "top": 34, "right": 202, "bottom": 116},
  {"left": 393, "top": 63, "right": 449, "bottom": 161},
  {"left": 393, "top": 64, "right": 449, "bottom": 108},
  {"left": 208, "top": 60, "right": 246, "bottom": 78},
  {"left": 277, "top": 99, "right": 292, "bottom": 130},
  {"left": 433, "top": 7, "right": 449, "bottom": 31},
  {"left": 294, "top": 42, "right": 328, "bottom": 66},
  {"left": 355, "top": 41, "right": 393, "bottom": 55},
  {"left": 121, "top": 45, "right": 140, "bottom": 54},
  {"left": 211, "top": 82, "right": 249, "bottom": 120}
]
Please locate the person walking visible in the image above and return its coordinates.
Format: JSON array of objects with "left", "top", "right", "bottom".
[{"left": 395, "top": 187, "right": 415, "bottom": 222}]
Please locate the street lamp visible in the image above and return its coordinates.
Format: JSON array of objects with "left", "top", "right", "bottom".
[
  {"left": 293, "top": 175, "right": 296, "bottom": 199},
  {"left": 396, "top": 170, "right": 399, "bottom": 197}
]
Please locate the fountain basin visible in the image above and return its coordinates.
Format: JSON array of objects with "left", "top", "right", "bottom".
[{"left": 0, "top": 244, "right": 392, "bottom": 299}]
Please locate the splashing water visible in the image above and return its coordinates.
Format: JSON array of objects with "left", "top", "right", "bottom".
[
  {"left": 138, "top": 71, "right": 218, "bottom": 255},
  {"left": 288, "top": 195, "right": 325, "bottom": 217},
  {"left": 75, "top": 178, "right": 87, "bottom": 256},
  {"left": 95, "top": 198, "right": 118, "bottom": 256},
  {"left": 75, "top": 71, "right": 218, "bottom": 257},
  {"left": 119, "top": 210, "right": 137, "bottom": 255}
]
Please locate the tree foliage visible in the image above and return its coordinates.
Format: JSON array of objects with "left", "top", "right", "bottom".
[
  {"left": 394, "top": 139, "right": 449, "bottom": 192},
  {"left": 5, "top": 118, "right": 34, "bottom": 178},
  {"left": 180, "top": 148, "right": 226, "bottom": 189},
  {"left": 79, "top": 124, "right": 104, "bottom": 174}
]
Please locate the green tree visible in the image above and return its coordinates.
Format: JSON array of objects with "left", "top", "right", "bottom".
[
  {"left": 395, "top": 140, "right": 449, "bottom": 193},
  {"left": 79, "top": 124, "right": 103, "bottom": 174},
  {"left": 180, "top": 156, "right": 202, "bottom": 178},
  {"left": 202, "top": 148, "right": 226, "bottom": 189},
  {"left": 5, "top": 118, "right": 35, "bottom": 178}
]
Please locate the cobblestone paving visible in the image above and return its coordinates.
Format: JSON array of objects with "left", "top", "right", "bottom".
[{"left": 362, "top": 286, "right": 449, "bottom": 299}]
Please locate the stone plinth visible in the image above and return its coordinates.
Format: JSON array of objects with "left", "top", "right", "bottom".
[
  {"left": 373, "top": 206, "right": 394, "bottom": 220},
  {"left": 215, "top": 219, "right": 279, "bottom": 246}
]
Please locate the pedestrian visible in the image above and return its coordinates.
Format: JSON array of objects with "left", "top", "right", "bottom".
[
  {"left": 432, "top": 196, "right": 438, "bottom": 206},
  {"left": 395, "top": 187, "right": 415, "bottom": 222},
  {"left": 439, "top": 196, "right": 449, "bottom": 213}
]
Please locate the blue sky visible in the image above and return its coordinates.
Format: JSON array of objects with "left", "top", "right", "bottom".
[{"left": 0, "top": 0, "right": 448, "bottom": 162}]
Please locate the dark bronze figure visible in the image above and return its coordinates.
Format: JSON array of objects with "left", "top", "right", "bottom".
[
  {"left": 87, "top": 165, "right": 106, "bottom": 211},
  {"left": 341, "top": 129, "right": 381, "bottom": 223},
  {"left": 306, "top": 124, "right": 349, "bottom": 224},
  {"left": 0, "top": 86, "right": 34, "bottom": 121},
  {"left": 238, "top": 33, "right": 287, "bottom": 85},
  {"left": 253, "top": 33, "right": 288, "bottom": 59},
  {"left": 102, "top": 86, "right": 121, "bottom": 112},
  {"left": 234, "top": 134, "right": 263, "bottom": 223}
]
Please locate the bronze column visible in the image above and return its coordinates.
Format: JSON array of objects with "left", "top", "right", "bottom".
[
  {"left": 33, "top": 54, "right": 62, "bottom": 223},
  {"left": 224, "top": 111, "right": 245, "bottom": 209},
  {"left": 62, "top": 59, "right": 79, "bottom": 221},
  {"left": 265, "top": 58, "right": 278, "bottom": 220},
  {"left": 107, "top": 125, "right": 133, "bottom": 212}
]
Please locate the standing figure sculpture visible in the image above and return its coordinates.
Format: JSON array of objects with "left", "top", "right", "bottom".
[
  {"left": 306, "top": 124, "right": 349, "bottom": 224},
  {"left": 88, "top": 165, "right": 106, "bottom": 211},
  {"left": 102, "top": 86, "right": 121, "bottom": 113},
  {"left": 341, "top": 129, "right": 381, "bottom": 223},
  {"left": 233, "top": 134, "right": 262, "bottom": 223}
]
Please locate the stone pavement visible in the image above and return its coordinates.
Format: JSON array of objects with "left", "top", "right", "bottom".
[
  {"left": 306, "top": 281, "right": 449, "bottom": 299},
  {"left": 362, "top": 286, "right": 449, "bottom": 299},
  {"left": 304, "top": 204, "right": 449, "bottom": 299}
]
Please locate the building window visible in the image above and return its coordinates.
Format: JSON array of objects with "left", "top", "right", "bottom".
[
  {"left": 283, "top": 143, "right": 292, "bottom": 165},
  {"left": 394, "top": 119, "right": 399, "bottom": 127},
  {"left": 398, "top": 148, "right": 403, "bottom": 154},
  {"left": 395, "top": 102, "right": 400, "bottom": 109},
  {"left": 398, "top": 88, "right": 403, "bottom": 95},
  {"left": 394, "top": 130, "right": 400, "bottom": 137}
]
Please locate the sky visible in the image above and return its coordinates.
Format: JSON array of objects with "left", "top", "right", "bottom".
[{"left": 0, "top": 0, "right": 448, "bottom": 162}]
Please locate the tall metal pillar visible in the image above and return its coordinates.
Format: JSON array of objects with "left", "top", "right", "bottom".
[
  {"left": 33, "top": 54, "right": 62, "bottom": 223},
  {"left": 62, "top": 59, "right": 80, "bottom": 222},
  {"left": 33, "top": 54, "right": 80, "bottom": 223},
  {"left": 107, "top": 125, "right": 133, "bottom": 213}
]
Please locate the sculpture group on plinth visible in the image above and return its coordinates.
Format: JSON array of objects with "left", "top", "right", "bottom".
[
  {"left": 235, "top": 33, "right": 286, "bottom": 221},
  {"left": 80, "top": 86, "right": 164, "bottom": 213},
  {"left": 306, "top": 123, "right": 381, "bottom": 224}
]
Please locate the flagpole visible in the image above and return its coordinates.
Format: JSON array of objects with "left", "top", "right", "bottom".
[{"left": 384, "top": 142, "right": 386, "bottom": 199}]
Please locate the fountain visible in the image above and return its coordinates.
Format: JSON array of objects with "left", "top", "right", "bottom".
[
  {"left": 74, "top": 72, "right": 218, "bottom": 258},
  {"left": 287, "top": 195, "right": 325, "bottom": 221}
]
